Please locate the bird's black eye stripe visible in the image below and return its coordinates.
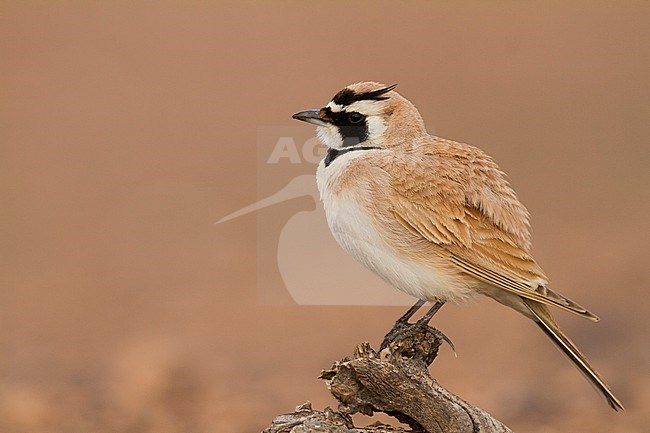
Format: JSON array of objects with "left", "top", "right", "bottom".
[
  {"left": 322, "top": 108, "right": 366, "bottom": 127},
  {"left": 322, "top": 108, "right": 369, "bottom": 147}
]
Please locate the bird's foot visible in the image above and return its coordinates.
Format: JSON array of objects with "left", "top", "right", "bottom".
[{"left": 380, "top": 301, "right": 454, "bottom": 360}]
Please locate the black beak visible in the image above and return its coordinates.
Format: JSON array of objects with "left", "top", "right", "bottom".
[{"left": 292, "top": 109, "right": 329, "bottom": 126}]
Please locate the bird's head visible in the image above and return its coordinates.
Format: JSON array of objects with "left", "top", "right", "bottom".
[{"left": 292, "top": 82, "right": 426, "bottom": 150}]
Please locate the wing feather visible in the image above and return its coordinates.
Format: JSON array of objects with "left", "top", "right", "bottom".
[{"left": 385, "top": 139, "right": 598, "bottom": 320}]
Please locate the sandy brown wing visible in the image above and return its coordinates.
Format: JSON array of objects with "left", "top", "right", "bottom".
[{"left": 389, "top": 188, "right": 599, "bottom": 320}]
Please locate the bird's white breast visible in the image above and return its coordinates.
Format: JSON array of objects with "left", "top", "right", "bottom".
[{"left": 316, "top": 152, "right": 475, "bottom": 303}]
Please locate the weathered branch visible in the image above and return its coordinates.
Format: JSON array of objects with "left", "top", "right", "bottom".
[{"left": 263, "top": 319, "right": 512, "bottom": 433}]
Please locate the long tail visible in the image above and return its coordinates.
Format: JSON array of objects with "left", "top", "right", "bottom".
[{"left": 523, "top": 298, "right": 624, "bottom": 411}]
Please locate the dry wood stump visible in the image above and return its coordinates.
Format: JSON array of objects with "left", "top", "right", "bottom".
[{"left": 263, "top": 318, "right": 512, "bottom": 433}]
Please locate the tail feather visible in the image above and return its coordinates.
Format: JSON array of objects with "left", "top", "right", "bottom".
[{"left": 523, "top": 299, "right": 624, "bottom": 411}]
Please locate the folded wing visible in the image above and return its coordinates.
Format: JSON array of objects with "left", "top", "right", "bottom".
[{"left": 386, "top": 139, "right": 598, "bottom": 321}]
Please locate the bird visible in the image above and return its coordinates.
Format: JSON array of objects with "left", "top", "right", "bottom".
[{"left": 291, "top": 81, "right": 624, "bottom": 411}]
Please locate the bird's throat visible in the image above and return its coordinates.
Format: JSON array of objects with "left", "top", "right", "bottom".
[{"left": 324, "top": 146, "right": 380, "bottom": 167}]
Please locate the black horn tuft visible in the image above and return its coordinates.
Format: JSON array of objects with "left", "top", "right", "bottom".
[{"left": 332, "top": 84, "right": 398, "bottom": 106}]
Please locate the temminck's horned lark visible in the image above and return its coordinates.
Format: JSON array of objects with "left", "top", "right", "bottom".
[{"left": 292, "top": 82, "right": 623, "bottom": 411}]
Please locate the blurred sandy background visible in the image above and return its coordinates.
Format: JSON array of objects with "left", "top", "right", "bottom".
[{"left": 1, "top": 2, "right": 649, "bottom": 432}]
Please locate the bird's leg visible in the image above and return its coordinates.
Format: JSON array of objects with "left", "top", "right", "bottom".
[
  {"left": 416, "top": 300, "right": 446, "bottom": 325},
  {"left": 397, "top": 299, "right": 425, "bottom": 323}
]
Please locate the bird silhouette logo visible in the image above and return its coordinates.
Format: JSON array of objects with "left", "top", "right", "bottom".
[{"left": 217, "top": 130, "right": 411, "bottom": 306}]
